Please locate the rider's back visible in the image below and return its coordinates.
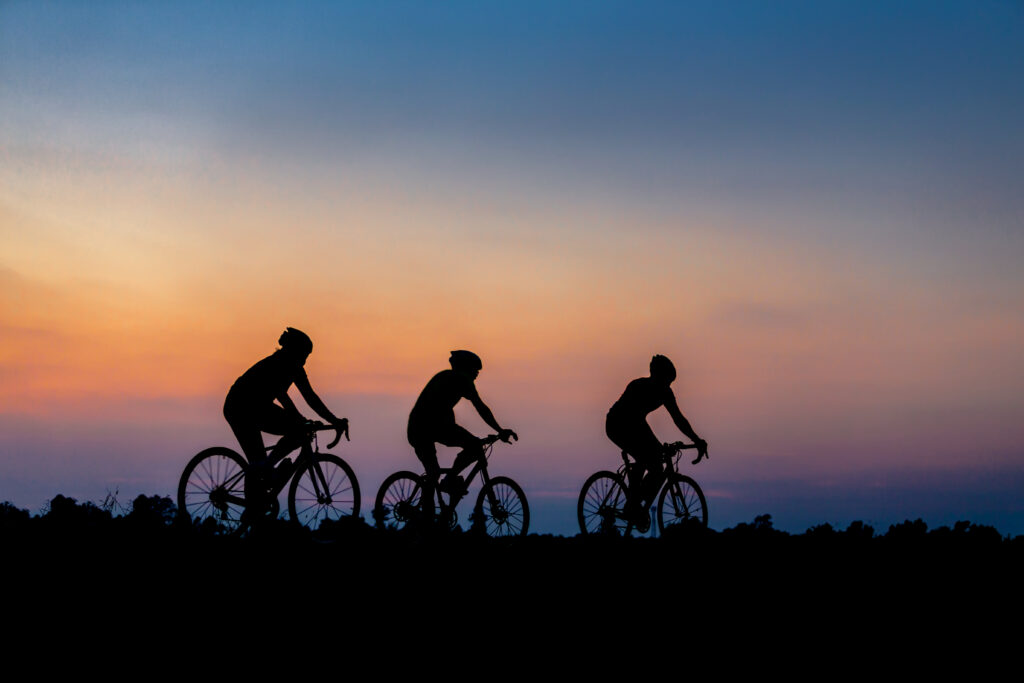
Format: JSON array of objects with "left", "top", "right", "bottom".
[
  {"left": 227, "top": 350, "right": 306, "bottom": 407},
  {"left": 608, "top": 376, "right": 673, "bottom": 422},
  {"left": 409, "top": 369, "right": 474, "bottom": 426}
]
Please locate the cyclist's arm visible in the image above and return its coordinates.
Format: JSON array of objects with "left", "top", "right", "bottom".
[
  {"left": 276, "top": 391, "right": 305, "bottom": 420},
  {"left": 294, "top": 371, "right": 344, "bottom": 426},
  {"left": 665, "top": 393, "right": 703, "bottom": 445},
  {"left": 467, "top": 387, "right": 517, "bottom": 441}
]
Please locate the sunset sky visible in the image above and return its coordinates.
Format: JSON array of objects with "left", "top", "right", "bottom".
[{"left": 2, "top": 1, "right": 1022, "bottom": 535}]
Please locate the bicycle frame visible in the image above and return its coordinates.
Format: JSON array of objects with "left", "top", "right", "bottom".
[
  {"left": 213, "top": 424, "right": 339, "bottom": 511},
  {"left": 429, "top": 434, "right": 502, "bottom": 513},
  {"left": 578, "top": 441, "right": 706, "bottom": 536},
  {"left": 616, "top": 442, "right": 698, "bottom": 504},
  {"left": 375, "top": 432, "right": 528, "bottom": 536}
]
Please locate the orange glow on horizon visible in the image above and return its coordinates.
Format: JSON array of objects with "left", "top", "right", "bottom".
[{"left": 3, "top": 151, "right": 1023, "bottom": 478}]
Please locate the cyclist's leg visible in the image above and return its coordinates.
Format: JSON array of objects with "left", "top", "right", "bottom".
[
  {"left": 259, "top": 405, "right": 306, "bottom": 464},
  {"left": 439, "top": 424, "right": 482, "bottom": 477},
  {"left": 430, "top": 424, "right": 480, "bottom": 501},
  {"left": 607, "top": 416, "right": 663, "bottom": 511},
  {"left": 226, "top": 417, "right": 267, "bottom": 468},
  {"left": 624, "top": 422, "right": 664, "bottom": 508},
  {"left": 635, "top": 450, "right": 666, "bottom": 509},
  {"left": 225, "top": 401, "right": 303, "bottom": 519},
  {"left": 411, "top": 439, "right": 441, "bottom": 525},
  {"left": 224, "top": 400, "right": 269, "bottom": 512},
  {"left": 606, "top": 416, "right": 643, "bottom": 494}
]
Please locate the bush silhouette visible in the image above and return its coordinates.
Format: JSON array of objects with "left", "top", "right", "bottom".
[
  {"left": 0, "top": 502, "right": 30, "bottom": 531},
  {"left": 844, "top": 520, "right": 875, "bottom": 540},
  {"left": 127, "top": 494, "right": 177, "bottom": 528},
  {"left": 43, "top": 494, "right": 112, "bottom": 527}
]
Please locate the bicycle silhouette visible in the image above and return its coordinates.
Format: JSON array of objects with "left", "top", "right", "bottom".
[
  {"left": 177, "top": 421, "right": 359, "bottom": 533},
  {"left": 374, "top": 434, "right": 528, "bottom": 537},
  {"left": 578, "top": 441, "right": 707, "bottom": 536}
]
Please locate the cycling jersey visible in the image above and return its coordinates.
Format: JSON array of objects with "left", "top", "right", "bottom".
[
  {"left": 606, "top": 377, "right": 675, "bottom": 464},
  {"left": 225, "top": 350, "right": 307, "bottom": 409},
  {"left": 408, "top": 370, "right": 480, "bottom": 429},
  {"left": 407, "top": 369, "right": 484, "bottom": 478}
]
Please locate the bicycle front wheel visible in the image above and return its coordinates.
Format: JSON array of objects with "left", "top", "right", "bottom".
[
  {"left": 177, "top": 447, "right": 248, "bottom": 533},
  {"left": 373, "top": 471, "right": 423, "bottom": 530},
  {"left": 288, "top": 453, "right": 360, "bottom": 530},
  {"left": 475, "top": 476, "right": 529, "bottom": 537},
  {"left": 577, "top": 471, "right": 629, "bottom": 536},
  {"left": 657, "top": 473, "right": 708, "bottom": 532}
]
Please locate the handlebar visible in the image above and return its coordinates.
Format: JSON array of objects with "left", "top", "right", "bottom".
[
  {"left": 480, "top": 431, "right": 518, "bottom": 449},
  {"left": 664, "top": 440, "right": 709, "bottom": 465},
  {"left": 304, "top": 420, "right": 348, "bottom": 449}
]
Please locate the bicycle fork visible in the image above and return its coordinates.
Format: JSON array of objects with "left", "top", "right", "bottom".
[
  {"left": 473, "top": 468, "right": 509, "bottom": 528},
  {"left": 306, "top": 455, "right": 333, "bottom": 504}
]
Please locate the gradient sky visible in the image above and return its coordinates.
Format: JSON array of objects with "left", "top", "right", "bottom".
[{"left": 2, "top": 1, "right": 1023, "bottom": 535}]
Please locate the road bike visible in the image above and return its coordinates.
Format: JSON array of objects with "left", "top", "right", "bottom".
[
  {"left": 374, "top": 434, "right": 528, "bottom": 537},
  {"left": 577, "top": 441, "right": 707, "bottom": 536},
  {"left": 177, "top": 421, "right": 359, "bottom": 533}
]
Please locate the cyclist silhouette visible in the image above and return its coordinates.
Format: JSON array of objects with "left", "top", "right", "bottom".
[
  {"left": 407, "top": 350, "right": 517, "bottom": 524},
  {"left": 606, "top": 355, "right": 707, "bottom": 526},
  {"left": 223, "top": 327, "right": 349, "bottom": 511}
]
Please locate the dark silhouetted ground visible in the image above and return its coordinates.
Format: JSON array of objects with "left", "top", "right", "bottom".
[{"left": 3, "top": 495, "right": 1021, "bottom": 662}]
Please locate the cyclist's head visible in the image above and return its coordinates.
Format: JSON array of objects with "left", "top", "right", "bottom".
[
  {"left": 650, "top": 354, "right": 676, "bottom": 384},
  {"left": 279, "top": 327, "right": 313, "bottom": 362},
  {"left": 449, "top": 350, "right": 482, "bottom": 378}
]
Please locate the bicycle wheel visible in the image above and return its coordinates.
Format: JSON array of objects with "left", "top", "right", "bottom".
[
  {"left": 288, "top": 453, "right": 360, "bottom": 530},
  {"left": 177, "top": 447, "right": 248, "bottom": 533},
  {"left": 373, "top": 471, "right": 423, "bottom": 530},
  {"left": 657, "top": 473, "right": 708, "bottom": 532},
  {"left": 577, "top": 471, "right": 629, "bottom": 536},
  {"left": 475, "top": 476, "right": 529, "bottom": 537}
]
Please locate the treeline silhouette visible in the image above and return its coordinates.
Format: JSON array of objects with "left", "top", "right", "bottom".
[
  {"left": 2, "top": 495, "right": 1019, "bottom": 548},
  {"left": 5, "top": 494, "right": 1021, "bottom": 648},
  {"left": 4, "top": 494, "right": 1023, "bottom": 555},
  {"left": 5, "top": 494, "right": 1022, "bottom": 592}
]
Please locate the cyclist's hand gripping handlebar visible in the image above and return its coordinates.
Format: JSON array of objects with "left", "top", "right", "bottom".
[
  {"left": 326, "top": 418, "right": 349, "bottom": 448},
  {"left": 691, "top": 438, "right": 709, "bottom": 465}
]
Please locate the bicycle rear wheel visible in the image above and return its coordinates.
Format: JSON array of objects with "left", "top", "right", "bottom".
[
  {"left": 373, "top": 471, "right": 423, "bottom": 530},
  {"left": 577, "top": 471, "right": 629, "bottom": 536},
  {"left": 177, "top": 447, "right": 248, "bottom": 533},
  {"left": 657, "top": 473, "right": 708, "bottom": 532},
  {"left": 475, "top": 476, "right": 529, "bottom": 537},
  {"left": 288, "top": 453, "right": 360, "bottom": 530}
]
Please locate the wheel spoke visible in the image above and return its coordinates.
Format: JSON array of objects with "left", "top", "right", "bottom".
[
  {"left": 579, "top": 472, "right": 629, "bottom": 535},
  {"left": 477, "top": 477, "right": 527, "bottom": 537},
  {"left": 657, "top": 475, "right": 707, "bottom": 531},
  {"left": 178, "top": 450, "right": 249, "bottom": 533},
  {"left": 288, "top": 455, "right": 360, "bottom": 530},
  {"left": 373, "top": 473, "right": 424, "bottom": 530}
]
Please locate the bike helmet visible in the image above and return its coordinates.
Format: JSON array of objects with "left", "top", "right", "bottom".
[
  {"left": 650, "top": 354, "right": 676, "bottom": 383},
  {"left": 449, "top": 350, "right": 483, "bottom": 372},
  {"left": 279, "top": 327, "right": 313, "bottom": 356}
]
